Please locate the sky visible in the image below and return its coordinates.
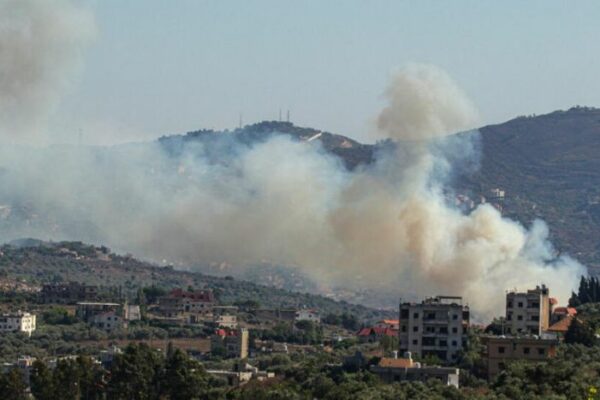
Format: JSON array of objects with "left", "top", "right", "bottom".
[{"left": 50, "top": 0, "right": 600, "bottom": 145}]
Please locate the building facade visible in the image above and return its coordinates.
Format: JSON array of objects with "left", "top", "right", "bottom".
[
  {"left": 483, "top": 336, "right": 559, "bottom": 380},
  {"left": 40, "top": 282, "right": 98, "bottom": 304},
  {"left": 0, "top": 311, "right": 36, "bottom": 337},
  {"left": 157, "top": 288, "right": 215, "bottom": 319},
  {"left": 398, "top": 296, "right": 469, "bottom": 362},
  {"left": 505, "top": 285, "right": 553, "bottom": 335}
]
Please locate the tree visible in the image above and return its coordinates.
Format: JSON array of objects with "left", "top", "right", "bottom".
[
  {"left": 0, "top": 368, "right": 27, "bottom": 400},
  {"left": 160, "top": 349, "right": 208, "bottom": 400},
  {"left": 565, "top": 318, "right": 597, "bottom": 346},
  {"left": 107, "top": 344, "right": 163, "bottom": 400},
  {"left": 53, "top": 358, "right": 82, "bottom": 399},
  {"left": 30, "top": 360, "right": 55, "bottom": 400}
]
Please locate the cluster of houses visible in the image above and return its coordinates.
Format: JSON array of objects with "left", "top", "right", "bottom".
[
  {"left": 0, "top": 280, "right": 581, "bottom": 389},
  {"left": 356, "top": 284, "right": 576, "bottom": 387}
]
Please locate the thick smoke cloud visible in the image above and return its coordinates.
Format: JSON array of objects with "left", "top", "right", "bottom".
[
  {"left": 0, "top": 0, "right": 95, "bottom": 140},
  {"left": 0, "top": 8, "right": 584, "bottom": 321},
  {"left": 376, "top": 64, "right": 479, "bottom": 141}
]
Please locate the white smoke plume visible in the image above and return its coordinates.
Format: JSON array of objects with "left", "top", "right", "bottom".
[
  {"left": 0, "top": 30, "right": 584, "bottom": 321},
  {"left": 0, "top": 0, "right": 95, "bottom": 140}
]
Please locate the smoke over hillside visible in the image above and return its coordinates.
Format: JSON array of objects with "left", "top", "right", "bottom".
[{"left": 0, "top": 2, "right": 584, "bottom": 319}]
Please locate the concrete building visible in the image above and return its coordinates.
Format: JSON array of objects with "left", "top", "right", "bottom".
[
  {"left": 211, "top": 328, "right": 249, "bottom": 359},
  {"left": 398, "top": 296, "right": 469, "bottom": 363},
  {"left": 40, "top": 282, "right": 98, "bottom": 304},
  {"left": 371, "top": 352, "right": 459, "bottom": 387},
  {"left": 505, "top": 285, "right": 553, "bottom": 335},
  {"left": 158, "top": 288, "right": 215, "bottom": 318},
  {"left": 295, "top": 309, "right": 320, "bottom": 324},
  {"left": 214, "top": 314, "right": 238, "bottom": 329},
  {"left": 76, "top": 302, "right": 121, "bottom": 321},
  {"left": 482, "top": 336, "right": 559, "bottom": 380},
  {"left": 89, "top": 311, "right": 124, "bottom": 332},
  {"left": 206, "top": 362, "right": 275, "bottom": 387},
  {"left": 0, "top": 311, "right": 36, "bottom": 337}
]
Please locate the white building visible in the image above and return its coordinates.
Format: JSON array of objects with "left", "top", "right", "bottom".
[
  {"left": 90, "top": 311, "right": 124, "bottom": 332},
  {"left": 214, "top": 314, "right": 238, "bottom": 329},
  {"left": 0, "top": 311, "right": 36, "bottom": 337},
  {"left": 295, "top": 309, "right": 320, "bottom": 324}
]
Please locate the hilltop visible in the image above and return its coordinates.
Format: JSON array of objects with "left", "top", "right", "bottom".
[{"left": 159, "top": 107, "right": 600, "bottom": 271}]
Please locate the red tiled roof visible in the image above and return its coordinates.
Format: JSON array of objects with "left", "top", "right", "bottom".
[
  {"left": 547, "top": 315, "right": 574, "bottom": 333},
  {"left": 357, "top": 327, "right": 397, "bottom": 337}
]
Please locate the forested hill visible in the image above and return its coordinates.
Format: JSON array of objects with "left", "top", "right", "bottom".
[
  {"left": 0, "top": 240, "right": 392, "bottom": 322},
  {"left": 471, "top": 107, "right": 600, "bottom": 270}
]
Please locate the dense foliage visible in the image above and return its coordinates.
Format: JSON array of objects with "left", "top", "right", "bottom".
[{"left": 2, "top": 342, "right": 600, "bottom": 399}]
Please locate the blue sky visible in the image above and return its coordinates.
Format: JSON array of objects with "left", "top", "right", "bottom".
[{"left": 53, "top": 0, "right": 600, "bottom": 144}]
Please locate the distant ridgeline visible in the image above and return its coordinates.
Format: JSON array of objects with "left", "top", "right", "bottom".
[{"left": 158, "top": 121, "right": 375, "bottom": 170}]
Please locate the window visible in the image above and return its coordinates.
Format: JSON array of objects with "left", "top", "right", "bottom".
[
  {"left": 439, "top": 340, "right": 447, "bottom": 347},
  {"left": 413, "top": 326, "right": 419, "bottom": 332},
  {"left": 523, "top": 347, "right": 530, "bottom": 354},
  {"left": 531, "top": 315, "right": 539, "bottom": 321},
  {"left": 507, "top": 301, "right": 513, "bottom": 308},
  {"left": 518, "top": 302, "right": 523, "bottom": 308},
  {"left": 400, "top": 309, "right": 409, "bottom": 319},
  {"left": 498, "top": 346, "right": 505, "bottom": 354},
  {"left": 451, "top": 340, "right": 457, "bottom": 346},
  {"left": 538, "top": 348, "right": 545, "bottom": 355},
  {"left": 412, "top": 339, "right": 418, "bottom": 345},
  {"left": 439, "top": 327, "right": 448, "bottom": 334},
  {"left": 426, "top": 312, "right": 436, "bottom": 320},
  {"left": 507, "top": 313, "right": 512, "bottom": 321},
  {"left": 452, "top": 327, "right": 458, "bottom": 334},
  {"left": 452, "top": 314, "right": 458, "bottom": 320},
  {"left": 413, "top": 312, "right": 419, "bottom": 319},
  {"left": 401, "top": 325, "right": 407, "bottom": 332},
  {"left": 517, "top": 315, "right": 523, "bottom": 321}
]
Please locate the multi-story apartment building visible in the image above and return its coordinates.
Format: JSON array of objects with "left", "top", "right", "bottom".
[
  {"left": 505, "top": 285, "right": 553, "bottom": 335},
  {"left": 0, "top": 311, "right": 37, "bottom": 337},
  {"left": 40, "top": 282, "right": 98, "bottom": 304},
  {"left": 398, "top": 296, "right": 469, "bottom": 363},
  {"left": 157, "top": 288, "right": 215, "bottom": 318}
]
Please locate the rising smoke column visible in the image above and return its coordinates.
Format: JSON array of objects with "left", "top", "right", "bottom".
[{"left": 0, "top": 0, "right": 95, "bottom": 140}]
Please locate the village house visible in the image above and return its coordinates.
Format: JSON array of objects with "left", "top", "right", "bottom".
[
  {"left": 157, "top": 288, "right": 215, "bottom": 319},
  {"left": 40, "top": 281, "right": 98, "bottom": 304},
  {"left": 206, "top": 362, "right": 275, "bottom": 387},
  {"left": 76, "top": 302, "right": 121, "bottom": 321},
  {"left": 89, "top": 311, "right": 125, "bottom": 332},
  {"left": 0, "top": 311, "right": 36, "bottom": 337},
  {"left": 482, "top": 335, "right": 559, "bottom": 380},
  {"left": 374, "top": 319, "right": 400, "bottom": 331},
  {"left": 211, "top": 328, "right": 249, "bottom": 359},
  {"left": 357, "top": 326, "right": 397, "bottom": 343},
  {"left": 295, "top": 309, "right": 320, "bottom": 324},
  {"left": 398, "top": 296, "right": 469, "bottom": 362},
  {"left": 371, "top": 352, "right": 460, "bottom": 387},
  {"left": 214, "top": 314, "right": 238, "bottom": 329}
]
